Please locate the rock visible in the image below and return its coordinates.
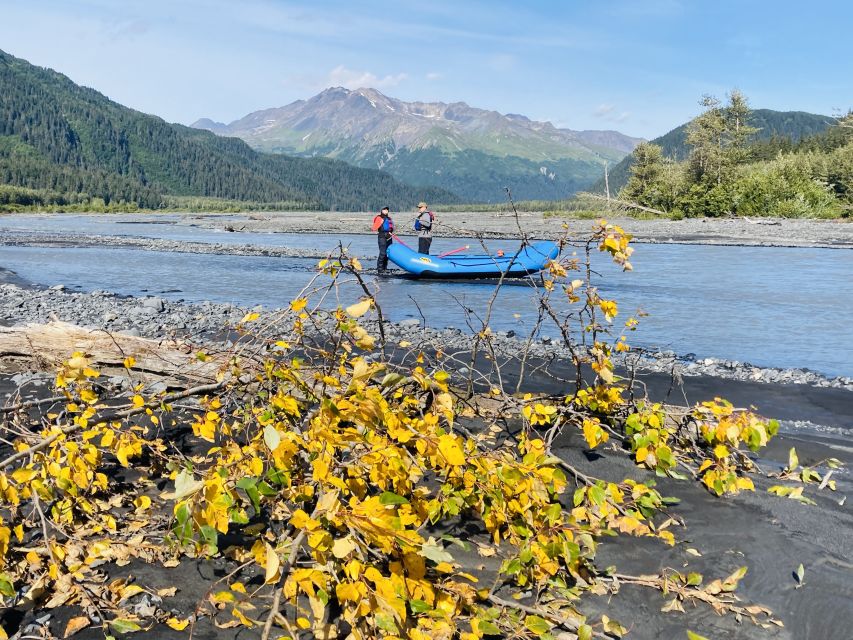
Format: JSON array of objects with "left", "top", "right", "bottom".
[
  {"left": 142, "top": 297, "right": 165, "bottom": 312},
  {"left": 121, "top": 328, "right": 141, "bottom": 337},
  {"left": 49, "top": 284, "right": 66, "bottom": 291},
  {"left": 398, "top": 318, "right": 420, "bottom": 328}
]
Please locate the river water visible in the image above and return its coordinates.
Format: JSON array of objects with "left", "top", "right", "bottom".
[{"left": 2, "top": 214, "right": 851, "bottom": 377}]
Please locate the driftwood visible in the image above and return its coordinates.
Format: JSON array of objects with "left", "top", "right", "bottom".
[
  {"left": 580, "top": 192, "right": 668, "bottom": 216},
  {"left": 0, "top": 321, "right": 226, "bottom": 386}
]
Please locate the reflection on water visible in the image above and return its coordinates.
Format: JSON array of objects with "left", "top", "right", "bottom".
[{"left": 1, "top": 216, "right": 852, "bottom": 377}]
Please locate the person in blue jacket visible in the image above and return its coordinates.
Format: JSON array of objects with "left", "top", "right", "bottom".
[{"left": 372, "top": 206, "right": 394, "bottom": 272}]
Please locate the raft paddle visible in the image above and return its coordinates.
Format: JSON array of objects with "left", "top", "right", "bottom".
[{"left": 437, "top": 245, "right": 470, "bottom": 258}]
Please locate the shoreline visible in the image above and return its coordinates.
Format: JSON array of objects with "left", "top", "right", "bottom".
[{"left": 2, "top": 279, "right": 851, "bottom": 400}]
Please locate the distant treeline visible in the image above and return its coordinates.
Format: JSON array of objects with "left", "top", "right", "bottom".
[
  {"left": 0, "top": 49, "right": 458, "bottom": 212},
  {"left": 619, "top": 92, "right": 852, "bottom": 218}
]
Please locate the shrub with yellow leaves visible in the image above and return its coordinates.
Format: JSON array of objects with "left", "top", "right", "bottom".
[{"left": 0, "top": 230, "right": 784, "bottom": 639}]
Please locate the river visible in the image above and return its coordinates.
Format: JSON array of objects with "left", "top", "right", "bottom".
[{"left": 2, "top": 214, "right": 851, "bottom": 377}]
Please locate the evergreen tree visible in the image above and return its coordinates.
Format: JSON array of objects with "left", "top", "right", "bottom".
[
  {"left": 621, "top": 142, "right": 665, "bottom": 205},
  {"left": 686, "top": 95, "right": 727, "bottom": 185}
]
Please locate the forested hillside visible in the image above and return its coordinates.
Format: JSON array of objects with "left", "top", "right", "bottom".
[
  {"left": 0, "top": 50, "right": 457, "bottom": 211},
  {"left": 595, "top": 108, "right": 833, "bottom": 194}
]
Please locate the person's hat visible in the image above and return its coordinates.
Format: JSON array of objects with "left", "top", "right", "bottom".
[
  {"left": 381, "top": 206, "right": 390, "bottom": 212},
  {"left": 417, "top": 202, "right": 428, "bottom": 208}
]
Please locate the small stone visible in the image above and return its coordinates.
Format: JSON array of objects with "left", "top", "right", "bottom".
[
  {"left": 49, "top": 284, "right": 66, "bottom": 291},
  {"left": 142, "top": 297, "right": 165, "bottom": 312}
]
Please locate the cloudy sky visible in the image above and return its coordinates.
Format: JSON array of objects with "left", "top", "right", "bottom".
[{"left": 1, "top": 0, "right": 850, "bottom": 138}]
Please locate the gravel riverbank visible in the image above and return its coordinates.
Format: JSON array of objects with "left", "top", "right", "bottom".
[
  {"left": 182, "top": 211, "right": 853, "bottom": 249},
  {"left": 4, "top": 211, "right": 852, "bottom": 249},
  {"left": 2, "top": 281, "right": 850, "bottom": 394}
]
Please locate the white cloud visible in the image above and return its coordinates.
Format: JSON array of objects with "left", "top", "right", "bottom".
[
  {"left": 327, "top": 65, "right": 408, "bottom": 89},
  {"left": 594, "top": 104, "right": 615, "bottom": 117},
  {"left": 593, "top": 104, "right": 631, "bottom": 123},
  {"left": 426, "top": 71, "right": 442, "bottom": 81}
]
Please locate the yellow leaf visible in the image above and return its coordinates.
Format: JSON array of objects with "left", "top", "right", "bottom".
[
  {"left": 582, "top": 419, "right": 609, "bottom": 449},
  {"left": 120, "top": 584, "right": 145, "bottom": 599},
  {"left": 296, "top": 617, "right": 311, "bottom": 629},
  {"left": 346, "top": 299, "right": 371, "bottom": 318},
  {"left": 133, "top": 495, "right": 152, "bottom": 512},
  {"left": 264, "top": 542, "right": 281, "bottom": 584},
  {"left": 11, "top": 468, "right": 37, "bottom": 483},
  {"left": 240, "top": 312, "right": 260, "bottom": 323},
  {"left": 231, "top": 607, "right": 255, "bottom": 627},
  {"left": 165, "top": 618, "right": 189, "bottom": 631},
  {"left": 290, "top": 298, "right": 308, "bottom": 312},
  {"left": 63, "top": 616, "right": 90, "bottom": 638},
  {"left": 332, "top": 537, "right": 357, "bottom": 559},
  {"left": 437, "top": 434, "right": 466, "bottom": 467},
  {"left": 123, "top": 356, "right": 136, "bottom": 369},
  {"left": 713, "top": 444, "right": 730, "bottom": 459},
  {"left": 132, "top": 395, "right": 144, "bottom": 408}
]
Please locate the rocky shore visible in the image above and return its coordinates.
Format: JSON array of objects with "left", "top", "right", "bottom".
[{"left": 1, "top": 280, "right": 850, "bottom": 394}]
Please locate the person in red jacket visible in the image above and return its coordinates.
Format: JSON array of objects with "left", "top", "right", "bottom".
[{"left": 372, "top": 206, "right": 394, "bottom": 272}]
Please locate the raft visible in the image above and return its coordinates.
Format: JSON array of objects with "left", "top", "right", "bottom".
[{"left": 386, "top": 240, "right": 559, "bottom": 279}]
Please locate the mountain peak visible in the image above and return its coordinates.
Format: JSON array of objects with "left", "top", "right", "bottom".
[{"left": 190, "top": 87, "right": 644, "bottom": 201}]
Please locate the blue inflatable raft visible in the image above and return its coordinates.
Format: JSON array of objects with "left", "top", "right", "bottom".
[{"left": 386, "top": 240, "right": 559, "bottom": 279}]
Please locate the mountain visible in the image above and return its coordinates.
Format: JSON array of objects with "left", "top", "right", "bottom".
[
  {"left": 192, "top": 87, "right": 644, "bottom": 202},
  {"left": 593, "top": 109, "right": 834, "bottom": 195},
  {"left": 0, "top": 49, "right": 456, "bottom": 211}
]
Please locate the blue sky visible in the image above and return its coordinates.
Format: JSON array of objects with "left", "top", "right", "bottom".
[{"left": 1, "top": 0, "right": 850, "bottom": 138}]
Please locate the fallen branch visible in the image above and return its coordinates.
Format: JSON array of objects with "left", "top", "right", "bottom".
[{"left": 0, "top": 380, "right": 225, "bottom": 470}]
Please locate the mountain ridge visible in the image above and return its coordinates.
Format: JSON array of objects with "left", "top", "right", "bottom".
[
  {"left": 192, "top": 87, "right": 644, "bottom": 202},
  {"left": 0, "top": 49, "right": 456, "bottom": 211}
]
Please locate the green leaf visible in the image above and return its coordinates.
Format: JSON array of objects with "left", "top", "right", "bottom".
[
  {"left": 380, "top": 372, "right": 407, "bottom": 388},
  {"left": 379, "top": 491, "right": 409, "bottom": 506},
  {"left": 375, "top": 613, "right": 398, "bottom": 633},
  {"left": 0, "top": 573, "right": 15, "bottom": 597},
  {"left": 477, "top": 619, "right": 502, "bottom": 636},
  {"left": 588, "top": 485, "right": 606, "bottom": 506},
  {"left": 419, "top": 537, "right": 454, "bottom": 564},
  {"left": 409, "top": 599, "right": 431, "bottom": 613},
  {"left": 686, "top": 572, "right": 703, "bottom": 586},
  {"left": 524, "top": 614, "right": 552, "bottom": 635},
  {"left": 687, "top": 631, "right": 710, "bottom": 640},
  {"left": 787, "top": 447, "right": 799, "bottom": 472},
  {"left": 441, "top": 534, "right": 472, "bottom": 551},
  {"left": 110, "top": 619, "right": 142, "bottom": 634},
  {"left": 578, "top": 624, "right": 593, "bottom": 640}
]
